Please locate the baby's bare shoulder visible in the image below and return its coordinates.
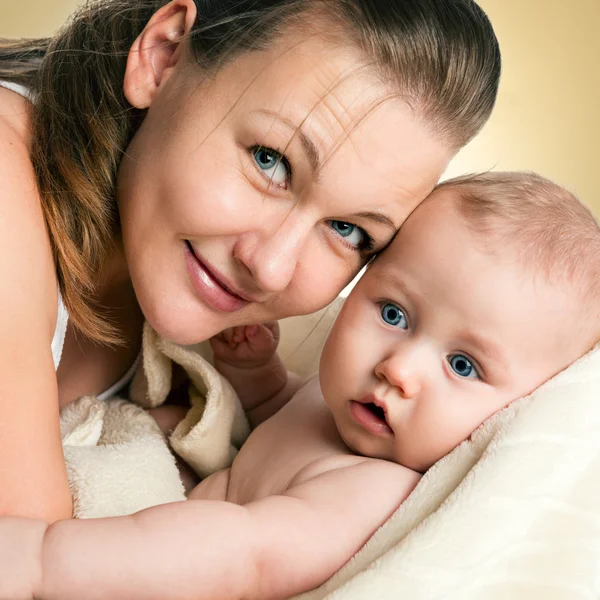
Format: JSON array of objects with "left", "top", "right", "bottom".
[
  {"left": 278, "top": 456, "right": 420, "bottom": 566},
  {"left": 288, "top": 454, "right": 421, "bottom": 520},
  {"left": 292, "top": 453, "right": 419, "bottom": 491}
]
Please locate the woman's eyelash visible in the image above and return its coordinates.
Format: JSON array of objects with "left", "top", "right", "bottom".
[
  {"left": 249, "top": 146, "right": 377, "bottom": 255},
  {"left": 357, "top": 230, "right": 375, "bottom": 253},
  {"left": 250, "top": 145, "right": 293, "bottom": 186}
]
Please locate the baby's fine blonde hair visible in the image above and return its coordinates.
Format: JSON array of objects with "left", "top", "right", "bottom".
[{"left": 435, "top": 172, "right": 600, "bottom": 336}]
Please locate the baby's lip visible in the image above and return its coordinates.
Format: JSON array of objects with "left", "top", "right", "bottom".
[
  {"left": 358, "top": 392, "right": 386, "bottom": 410},
  {"left": 356, "top": 393, "right": 392, "bottom": 431}
]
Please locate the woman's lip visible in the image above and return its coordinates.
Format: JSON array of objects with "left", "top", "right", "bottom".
[
  {"left": 187, "top": 242, "right": 258, "bottom": 302},
  {"left": 349, "top": 395, "right": 393, "bottom": 437},
  {"left": 184, "top": 243, "right": 249, "bottom": 313}
]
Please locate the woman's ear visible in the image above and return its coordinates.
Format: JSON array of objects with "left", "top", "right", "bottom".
[{"left": 123, "top": 0, "right": 198, "bottom": 109}]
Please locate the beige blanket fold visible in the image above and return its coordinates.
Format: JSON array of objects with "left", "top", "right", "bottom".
[
  {"left": 61, "top": 396, "right": 186, "bottom": 518},
  {"left": 60, "top": 322, "right": 250, "bottom": 518},
  {"left": 130, "top": 324, "right": 251, "bottom": 478}
]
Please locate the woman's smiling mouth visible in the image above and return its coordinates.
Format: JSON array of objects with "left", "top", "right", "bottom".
[{"left": 184, "top": 241, "right": 252, "bottom": 312}]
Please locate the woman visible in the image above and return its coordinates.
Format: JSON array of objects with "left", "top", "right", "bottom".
[{"left": 0, "top": 0, "right": 500, "bottom": 522}]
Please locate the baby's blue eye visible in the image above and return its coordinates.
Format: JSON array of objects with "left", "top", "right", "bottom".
[
  {"left": 448, "top": 354, "right": 478, "bottom": 379},
  {"left": 252, "top": 146, "right": 290, "bottom": 187},
  {"left": 380, "top": 303, "right": 408, "bottom": 329},
  {"left": 329, "top": 220, "right": 366, "bottom": 249}
]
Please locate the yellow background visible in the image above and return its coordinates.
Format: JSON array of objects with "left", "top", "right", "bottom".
[{"left": 2, "top": 0, "right": 598, "bottom": 212}]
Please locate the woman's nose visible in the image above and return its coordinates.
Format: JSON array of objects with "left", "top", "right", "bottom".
[
  {"left": 374, "top": 351, "right": 422, "bottom": 399},
  {"left": 233, "top": 209, "right": 312, "bottom": 294}
]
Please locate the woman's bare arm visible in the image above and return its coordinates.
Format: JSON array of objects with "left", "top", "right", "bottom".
[{"left": 0, "top": 115, "right": 72, "bottom": 522}]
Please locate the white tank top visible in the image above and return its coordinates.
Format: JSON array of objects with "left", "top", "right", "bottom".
[{"left": 0, "top": 79, "right": 139, "bottom": 399}]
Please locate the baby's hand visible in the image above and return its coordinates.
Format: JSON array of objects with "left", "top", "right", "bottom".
[{"left": 210, "top": 322, "right": 280, "bottom": 369}]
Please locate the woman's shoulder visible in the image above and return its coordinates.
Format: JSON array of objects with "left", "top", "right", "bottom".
[
  {"left": 0, "top": 88, "right": 58, "bottom": 347},
  {"left": 0, "top": 84, "right": 31, "bottom": 142}
]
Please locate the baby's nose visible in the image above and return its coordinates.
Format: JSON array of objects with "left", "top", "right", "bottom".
[{"left": 374, "top": 354, "right": 421, "bottom": 399}]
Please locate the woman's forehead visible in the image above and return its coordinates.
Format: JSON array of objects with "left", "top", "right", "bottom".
[
  {"left": 221, "top": 34, "right": 387, "bottom": 127},
  {"left": 225, "top": 45, "right": 448, "bottom": 197},
  {"left": 175, "top": 34, "right": 452, "bottom": 226}
]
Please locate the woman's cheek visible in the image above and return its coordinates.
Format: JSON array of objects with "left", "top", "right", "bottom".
[{"left": 295, "top": 252, "right": 351, "bottom": 311}]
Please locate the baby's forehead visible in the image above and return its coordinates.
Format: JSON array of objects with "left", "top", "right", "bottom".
[{"left": 368, "top": 192, "right": 465, "bottom": 262}]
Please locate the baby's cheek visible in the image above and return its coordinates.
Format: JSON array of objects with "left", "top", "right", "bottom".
[{"left": 318, "top": 368, "right": 334, "bottom": 403}]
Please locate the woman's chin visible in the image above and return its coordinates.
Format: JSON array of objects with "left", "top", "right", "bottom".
[{"left": 138, "top": 292, "right": 227, "bottom": 346}]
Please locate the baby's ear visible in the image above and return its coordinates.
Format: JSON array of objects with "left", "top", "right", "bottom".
[{"left": 123, "top": 0, "right": 197, "bottom": 109}]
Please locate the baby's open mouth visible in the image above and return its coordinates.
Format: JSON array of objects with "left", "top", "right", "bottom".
[
  {"left": 364, "top": 402, "right": 387, "bottom": 423},
  {"left": 349, "top": 398, "right": 393, "bottom": 437}
]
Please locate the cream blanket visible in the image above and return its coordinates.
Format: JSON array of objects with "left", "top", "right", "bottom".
[
  {"left": 60, "top": 314, "right": 600, "bottom": 599},
  {"left": 60, "top": 323, "right": 250, "bottom": 518}
]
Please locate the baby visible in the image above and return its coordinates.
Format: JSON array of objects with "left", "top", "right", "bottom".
[{"left": 5, "top": 172, "right": 600, "bottom": 600}]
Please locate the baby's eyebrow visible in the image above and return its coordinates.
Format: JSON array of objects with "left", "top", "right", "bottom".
[{"left": 460, "top": 331, "right": 508, "bottom": 368}]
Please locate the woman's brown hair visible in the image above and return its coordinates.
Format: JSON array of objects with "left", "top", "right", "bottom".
[{"left": 0, "top": 0, "right": 501, "bottom": 343}]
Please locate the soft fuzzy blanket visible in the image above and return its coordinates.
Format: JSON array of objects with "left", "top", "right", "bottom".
[{"left": 60, "top": 323, "right": 250, "bottom": 518}]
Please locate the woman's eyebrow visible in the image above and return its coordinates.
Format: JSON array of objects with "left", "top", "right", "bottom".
[
  {"left": 352, "top": 212, "right": 397, "bottom": 232},
  {"left": 254, "top": 111, "right": 396, "bottom": 231},
  {"left": 254, "top": 109, "right": 322, "bottom": 177}
]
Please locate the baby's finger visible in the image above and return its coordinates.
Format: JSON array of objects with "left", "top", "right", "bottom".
[
  {"left": 262, "top": 321, "right": 280, "bottom": 343},
  {"left": 209, "top": 335, "right": 232, "bottom": 357},
  {"left": 232, "top": 326, "right": 247, "bottom": 345},
  {"left": 211, "top": 331, "right": 228, "bottom": 344},
  {"left": 245, "top": 325, "right": 259, "bottom": 338},
  {"left": 222, "top": 328, "right": 236, "bottom": 345},
  {"left": 246, "top": 324, "right": 278, "bottom": 352}
]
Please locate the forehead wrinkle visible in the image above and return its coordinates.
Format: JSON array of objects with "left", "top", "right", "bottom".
[
  {"left": 260, "top": 62, "right": 387, "bottom": 192},
  {"left": 304, "top": 60, "right": 383, "bottom": 160},
  {"left": 187, "top": 31, "right": 327, "bottom": 155},
  {"left": 320, "top": 90, "right": 435, "bottom": 208},
  {"left": 300, "top": 80, "right": 417, "bottom": 229},
  {"left": 254, "top": 109, "right": 322, "bottom": 179},
  {"left": 248, "top": 57, "right": 377, "bottom": 184}
]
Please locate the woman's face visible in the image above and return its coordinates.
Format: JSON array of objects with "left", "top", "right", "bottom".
[{"left": 117, "top": 31, "right": 453, "bottom": 344}]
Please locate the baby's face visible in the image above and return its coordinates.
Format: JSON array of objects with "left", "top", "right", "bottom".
[{"left": 319, "top": 193, "right": 584, "bottom": 472}]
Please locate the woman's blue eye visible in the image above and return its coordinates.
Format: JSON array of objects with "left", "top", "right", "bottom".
[
  {"left": 329, "top": 221, "right": 368, "bottom": 249},
  {"left": 380, "top": 303, "right": 408, "bottom": 329},
  {"left": 448, "top": 354, "right": 478, "bottom": 379},
  {"left": 252, "top": 146, "right": 290, "bottom": 187}
]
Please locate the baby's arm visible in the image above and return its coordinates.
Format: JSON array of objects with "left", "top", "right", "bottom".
[
  {"left": 211, "top": 323, "right": 303, "bottom": 427},
  {"left": 4, "top": 459, "right": 420, "bottom": 600}
]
